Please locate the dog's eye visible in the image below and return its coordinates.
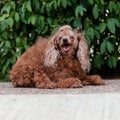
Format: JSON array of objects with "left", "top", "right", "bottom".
[
  {"left": 70, "top": 36, "right": 74, "bottom": 40},
  {"left": 59, "top": 37, "right": 62, "bottom": 40}
]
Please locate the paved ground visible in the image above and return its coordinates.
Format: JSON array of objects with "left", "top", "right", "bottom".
[
  {"left": 0, "top": 79, "right": 120, "bottom": 94},
  {"left": 0, "top": 80, "right": 120, "bottom": 120},
  {"left": 0, "top": 94, "right": 120, "bottom": 120}
]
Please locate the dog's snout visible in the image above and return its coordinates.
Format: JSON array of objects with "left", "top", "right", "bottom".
[{"left": 63, "top": 38, "right": 68, "bottom": 43}]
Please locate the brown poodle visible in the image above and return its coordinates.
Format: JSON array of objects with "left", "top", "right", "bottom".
[{"left": 10, "top": 25, "right": 105, "bottom": 88}]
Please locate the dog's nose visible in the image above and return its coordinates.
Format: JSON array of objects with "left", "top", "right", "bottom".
[{"left": 63, "top": 38, "right": 68, "bottom": 43}]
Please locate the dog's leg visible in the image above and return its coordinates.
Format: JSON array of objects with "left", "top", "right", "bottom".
[
  {"left": 56, "top": 78, "right": 82, "bottom": 88},
  {"left": 82, "top": 75, "right": 105, "bottom": 86},
  {"left": 10, "top": 65, "right": 36, "bottom": 87},
  {"left": 34, "top": 71, "right": 55, "bottom": 89}
]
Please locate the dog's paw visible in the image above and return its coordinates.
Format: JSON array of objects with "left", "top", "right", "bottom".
[
  {"left": 35, "top": 82, "right": 55, "bottom": 89},
  {"left": 57, "top": 78, "right": 82, "bottom": 88},
  {"left": 90, "top": 75, "right": 105, "bottom": 85},
  {"left": 82, "top": 81, "right": 90, "bottom": 86},
  {"left": 71, "top": 79, "right": 83, "bottom": 88}
]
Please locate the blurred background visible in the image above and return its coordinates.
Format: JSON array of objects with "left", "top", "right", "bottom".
[{"left": 0, "top": 0, "right": 120, "bottom": 81}]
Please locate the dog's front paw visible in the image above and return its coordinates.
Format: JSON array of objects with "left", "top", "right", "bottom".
[
  {"left": 35, "top": 82, "right": 55, "bottom": 89},
  {"left": 57, "top": 78, "right": 82, "bottom": 88},
  {"left": 71, "top": 78, "right": 83, "bottom": 88},
  {"left": 93, "top": 75, "right": 105, "bottom": 85},
  {"left": 96, "top": 79, "right": 105, "bottom": 85}
]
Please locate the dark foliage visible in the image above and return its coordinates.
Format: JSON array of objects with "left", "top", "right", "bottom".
[{"left": 0, "top": 0, "right": 120, "bottom": 81}]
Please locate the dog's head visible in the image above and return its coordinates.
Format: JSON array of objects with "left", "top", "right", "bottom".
[
  {"left": 44, "top": 25, "right": 91, "bottom": 73},
  {"left": 54, "top": 25, "right": 78, "bottom": 55}
]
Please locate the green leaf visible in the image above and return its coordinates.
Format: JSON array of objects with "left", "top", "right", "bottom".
[
  {"left": 39, "top": 16, "right": 45, "bottom": 30},
  {"left": 94, "top": 30, "right": 100, "bottom": 39},
  {"left": 112, "top": 2, "right": 119, "bottom": 12},
  {"left": 107, "top": 18, "right": 115, "bottom": 34},
  {"left": 84, "top": 18, "right": 92, "bottom": 29},
  {"left": 87, "top": 27, "right": 94, "bottom": 40},
  {"left": 7, "top": 18, "right": 14, "bottom": 28},
  {"left": 5, "top": 41, "right": 11, "bottom": 48},
  {"left": 26, "top": 1, "right": 32, "bottom": 12},
  {"left": 46, "top": 2, "right": 52, "bottom": 12},
  {"left": 37, "top": 16, "right": 45, "bottom": 33},
  {"left": 1, "top": 3, "right": 11, "bottom": 13},
  {"left": 94, "top": 55, "right": 104, "bottom": 69},
  {"left": 0, "top": 14, "right": 9, "bottom": 22},
  {"left": 79, "top": 5, "right": 86, "bottom": 16},
  {"left": 14, "top": 12, "right": 20, "bottom": 22},
  {"left": 100, "top": 0, "right": 104, "bottom": 5},
  {"left": 9, "top": 1, "right": 16, "bottom": 10},
  {"left": 85, "top": 35, "right": 91, "bottom": 46},
  {"left": 99, "top": 23, "right": 106, "bottom": 33},
  {"left": 75, "top": 5, "right": 86, "bottom": 18},
  {"left": 0, "top": 41, "right": 4, "bottom": 48},
  {"left": 47, "top": 18, "right": 53, "bottom": 26},
  {"left": 61, "top": 0, "right": 67, "bottom": 8},
  {"left": 75, "top": 6, "right": 80, "bottom": 18},
  {"left": 117, "top": 2, "right": 120, "bottom": 9},
  {"left": 107, "top": 56, "right": 118, "bottom": 68},
  {"left": 107, "top": 18, "right": 120, "bottom": 33},
  {"left": 41, "top": 26, "right": 48, "bottom": 35},
  {"left": 108, "top": 1, "right": 114, "bottom": 12},
  {"left": 58, "top": 0, "right": 61, "bottom": 7},
  {"left": 53, "top": 1, "right": 57, "bottom": 10},
  {"left": 108, "top": 1, "right": 119, "bottom": 13},
  {"left": 88, "top": 0, "right": 94, "bottom": 5},
  {"left": 100, "top": 40, "right": 106, "bottom": 54},
  {"left": 41, "top": 4, "right": 45, "bottom": 13},
  {"left": 73, "top": 19, "right": 82, "bottom": 28},
  {"left": 22, "top": 1, "right": 32, "bottom": 12},
  {"left": 0, "top": 18, "right": 13, "bottom": 31},
  {"left": 92, "top": 5, "right": 99, "bottom": 19},
  {"left": 30, "top": 16, "right": 36, "bottom": 25},
  {"left": 64, "top": 16, "right": 74, "bottom": 23},
  {"left": 1, "top": 21, "right": 7, "bottom": 31},
  {"left": 113, "top": 18, "right": 120, "bottom": 27},
  {"left": 106, "top": 41, "right": 114, "bottom": 53},
  {"left": 2, "top": 65, "right": 7, "bottom": 75},
  {"left": 33, "top": 0, "right": 40, "bottom": 10}
]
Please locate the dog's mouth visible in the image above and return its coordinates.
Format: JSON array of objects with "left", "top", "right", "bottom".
[{"left": 62, "top": 43, "right": 71, "bottom": 52}]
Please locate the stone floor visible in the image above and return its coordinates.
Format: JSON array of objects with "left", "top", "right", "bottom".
[{"left": 0, "top": 79, "right": 120, "bottom": 94}]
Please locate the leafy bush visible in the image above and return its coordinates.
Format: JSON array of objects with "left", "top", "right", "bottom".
[{"left": 0, "top": 0, "right": 120, "bottom": 81}]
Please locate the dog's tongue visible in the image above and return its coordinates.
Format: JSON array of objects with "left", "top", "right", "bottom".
[{"left": 63, "top": 46, "right": 71, "bottom": 52}]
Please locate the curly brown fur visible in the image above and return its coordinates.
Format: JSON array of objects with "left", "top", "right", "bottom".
[{"left": 10, "top": 25, "right": 105, "bottom": 88}]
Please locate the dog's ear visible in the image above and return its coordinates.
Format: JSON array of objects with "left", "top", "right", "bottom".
[
  {"left": 44, "top": 36, "right": 59, "bottom": 67},
  {"left": 76, "top": 32, "right": 91, "bottom": 73}
]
